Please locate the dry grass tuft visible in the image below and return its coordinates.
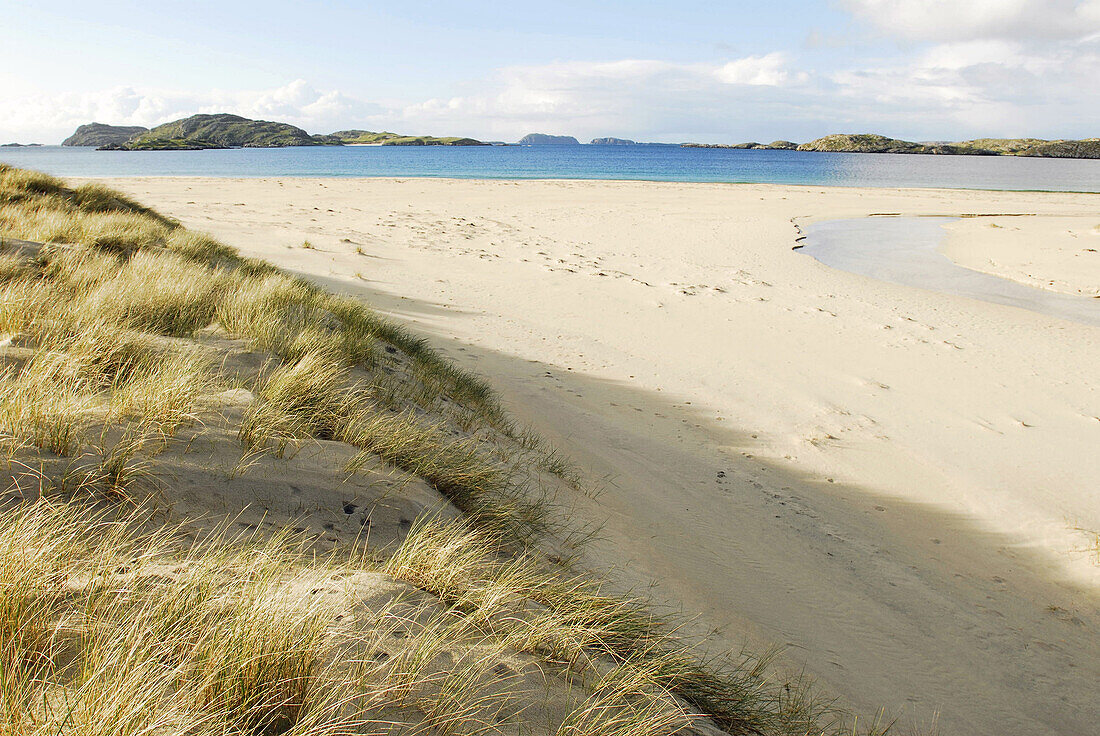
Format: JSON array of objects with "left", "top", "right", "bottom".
[
  {"left": 81, "top": 250, "right": 229, "bottom": 336},
  {"left": 0, "top": 354, "right": 96, "bottom": 456}
]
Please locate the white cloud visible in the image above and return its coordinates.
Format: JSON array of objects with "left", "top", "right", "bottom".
[
  {"left": 398, "top": 56, "right": 810, "bottom": 142},
  {"left": 0, "top": 80, "right": 384, "bottom": 143},
  {"left": 715, "top": 53, "right": 796, "bottom": 85},
  {"left": 825, "top": 32, "right": 1100, "bottom": 136},
  {"left": 1, "top": 42, "right": 1097, "bottom": 146},
  {"left": 842, "top": 0, "right": 1100, "bottom": 42}
]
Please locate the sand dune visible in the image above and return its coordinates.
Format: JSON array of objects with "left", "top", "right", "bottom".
[{"left": 96, "top": 177, "right": 1100, "bottom": 736}]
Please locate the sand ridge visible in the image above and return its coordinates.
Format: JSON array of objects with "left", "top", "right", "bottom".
[{"left": 95, "top": 177, "right": 1100, "bottom": 736}]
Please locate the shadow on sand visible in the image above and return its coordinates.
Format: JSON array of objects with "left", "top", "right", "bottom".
[{"left": 299, "top": 269, "right": 1096, "bottom": 736}]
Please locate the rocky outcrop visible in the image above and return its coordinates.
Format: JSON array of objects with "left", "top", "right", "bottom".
[
  {"left": 318, "top": 130, "right": 487, "bottom": 146},
  {"left": 797, "top": 133, "right": 1099, "bottom": 158},
  {"left": 955, "top": 138, "right": 1048, "bottom": 155},
  {"left": 798, "top": 133, "right": 1003, "bottom": 155},
  {"left": 518, "top": 133, "right": 580, "bottom": 145},
  {"left": 62, "top": 123, "right": 148, "bottom": 147},
  {"left": 1017, "top": 139, "right": 1100, "bottom": 159},
  {"left": 681, "top": 141, "right": 800, "bottom": 150},
  {"left": 798, "top": 133, "right": 933, "bottom": 154},
  {"left": 590, "top": 137, "right": 637, "bottom": 145},
  {"left": 681, "top": 142, "right": 757, "bottom": 149},
  {"left": 118, "top": 114, "right": 320, "bottom": 150}
]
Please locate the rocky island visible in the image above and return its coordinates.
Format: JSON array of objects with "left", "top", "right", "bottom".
[
  {"left": 795, "top": 133, "right": 985, "bottom": 155},
  {"left": 60, "top": 115, "right": 488, "bottom": 150},
  {"left": 318, "top": 130, "right": 487, "bottom": 146},
  {"left": 682, "top": 140, "right": 798, "bottom": 150},
  {"left": 796, "top": 133, "right": 1100, "bottom": 158},
  {"left": 62, "top": 123, "right": 150, "bottom": 147},
  {"left": 101, "top": 114, "right": 319, "bottom": 150},
  {"left": 518, "top": 133, "right": 580, "bottom": 145},
  {"left": 678, "top": 133, "right": 1099, "bottom": 158}
]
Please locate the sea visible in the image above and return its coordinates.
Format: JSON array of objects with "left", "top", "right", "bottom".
[{"left": 3, "top": 144, "right": 1100, "bottom": 192}]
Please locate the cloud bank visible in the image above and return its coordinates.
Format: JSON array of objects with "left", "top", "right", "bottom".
[
  {"left": 841, "top": 0, "right": 1100, "bottom": 41},
  {"left": 2, "top": 3, "right": 1097, "bottom": 144}
]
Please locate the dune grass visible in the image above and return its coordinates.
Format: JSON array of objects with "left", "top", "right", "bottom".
[
  {"left": 383, "top": 517, "right": 839, "bottom": 735},
  {"left": 0, "top": 166, "right": 904, "bottom": 736}
]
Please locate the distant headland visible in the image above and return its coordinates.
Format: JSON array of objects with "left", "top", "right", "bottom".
[
  {"left": 518, "top": 132, "right": 1100, "bottom": 158},
  {"left": 56, "top": 117, "right": 1100, "bottom": 159},
  {"left": 517, "top": 133, "right": 581, "bottom": 145},
  {"left": 683, "top": 133, "right": 1099, "bottom": 159},
  {"left": 62, "top": 114, "right": 491, "bottom": 150}
]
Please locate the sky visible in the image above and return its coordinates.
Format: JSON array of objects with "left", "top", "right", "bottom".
[{"left": 2, "top": 0, "right": 1099, "bottom": 144}]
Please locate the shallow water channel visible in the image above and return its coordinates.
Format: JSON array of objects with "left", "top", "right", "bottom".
[{"left": 800, "top": 216, "right": 1100, "bottom": 328}]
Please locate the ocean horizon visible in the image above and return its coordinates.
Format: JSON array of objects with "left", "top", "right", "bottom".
[{"left": 4, "top": 144, "right": 1100, "bottom": 192}]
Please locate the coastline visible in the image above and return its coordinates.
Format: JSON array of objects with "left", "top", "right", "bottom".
[
  {"left": 5, "top": 144, "right": 1100, "bottom": 192},
  {"left": 63, "top": 172, "right": 1100, "bottom": 194},
  {"left": 92, "top": 176, "right": 1100, "bottom": 735}
]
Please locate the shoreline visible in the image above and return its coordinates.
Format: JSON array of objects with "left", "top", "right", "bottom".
[
  {"left": 93, "top": 176, "right": 1100, "bottom": 735},
  {"left": 797, "top": 215, "right": 1100, "bottom": 324},
  {"left": 59, "top": 172, "right": 1100, "bottom": 194}
]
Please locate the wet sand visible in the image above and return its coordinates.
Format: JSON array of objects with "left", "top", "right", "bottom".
[{"left": 801, "top": 216, "right": 1100, "bottom": 327}]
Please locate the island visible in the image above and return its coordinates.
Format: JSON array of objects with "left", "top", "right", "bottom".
[
  {"left": 100, "top": 114, "right": 320, "bottom": 150},
  {"left": 0, "top": 143, "right": 43, "bottom": 147},
  {"left": 795, "top": 133, "right": 984, "bottom": 155},
  {"left": 677, "top": 133, "right": 1100, "bottom": 159},
  {"left": 61, "top": 115, "right": 489, "bottom": 150},
  {"left": 795, "top": 133, "right": 1100, "bottom": 158},
  {"left": 318, "top": 130, "right": 487, "bottom": 146},
  {"left": 57, "top": 118, "right": 1100, "bottom": 159},
  {"left": 682, "top": 140, "right": 798, "bottom": 150},
  {"left": 590, "top": 137, "right": 637, "bottom": 145},
  {"left": 62, "top": 123, "right": 150, "bottom": 147},
  {"left": 518, "top": 133, "right": 581, "bottom": 145}
]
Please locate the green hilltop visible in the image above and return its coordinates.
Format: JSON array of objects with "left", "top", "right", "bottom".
[
  {"left": 794, "top": 132, "right": 1100, "bottom": 158},
  {"left": 73, "top": 115, "right": 488, "bottom": 150},
  {"left": 319, "top": 130, "right": 488, "bottom": 146},
  {"left": 107, "top": 114, "right": 319, "bottom": 150},
  {"left": 677, "top": 132, "right": 1099, "bottom": 158},
  {"left": 62, "top": 123, "right": 150, "bottom": 147}
]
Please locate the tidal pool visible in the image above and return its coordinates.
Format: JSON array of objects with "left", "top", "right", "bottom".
[{"left": 800, "top": 216, "right": 1100, "bottom": 328}]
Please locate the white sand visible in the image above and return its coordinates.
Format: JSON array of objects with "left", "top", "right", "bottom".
[
  {"left": 943, "top": 215, "right": 1100, "bottom": 297},
  {"left": 99, "top": 177, "right": 1100, "bottom": 736}
]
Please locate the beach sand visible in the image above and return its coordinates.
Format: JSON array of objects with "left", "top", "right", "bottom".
[
  {"left": 97, "top": 177, "right": 1100, "bottom": 735},
  {"left": 943, "top": 215, "right": 1100, "bottom": 297}
]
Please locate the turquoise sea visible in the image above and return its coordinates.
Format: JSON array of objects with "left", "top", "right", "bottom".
[{"left": 3, "top": 144, "right": 1100, "bottom": 192}]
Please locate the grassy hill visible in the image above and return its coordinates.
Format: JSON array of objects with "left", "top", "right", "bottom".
[
  {"left": 62, "top": 123, "right": 150, "bottom": 147},
  {"left": 82, "top": 119, "right": 487, "bottom": 149},
  {"left": 111, "top": 114, "right": 323, "bottom": 150},
  {"left": 0, "top": 164, "right": 888, "bottom": 736},
  {"left": 518, "top": 134, "right": 581, "bottom": 145},
  {"left": 320, "top": 130, "right": 487, "bottom": 146},
  {"left": 796, "top": 133, "right": 983, "bottom": 155},
  {"left": 1016, "top": 138, "right": 1100, "bottom": 158},
  {"left": 796, "top": 133, "right": 1100, "bottom": 158}
]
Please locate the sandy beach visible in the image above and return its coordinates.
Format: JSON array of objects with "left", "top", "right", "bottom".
[
  {"left": 96, "top": 177, "right": 1100, "bottom": 735},
  {"left": 943, "top": 216, "right": 1100, "bottom": 298}
]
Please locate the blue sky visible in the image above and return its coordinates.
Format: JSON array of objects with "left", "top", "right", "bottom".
[{"left": 3, "top": 0, "right": 1099, "bottom": 143}]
